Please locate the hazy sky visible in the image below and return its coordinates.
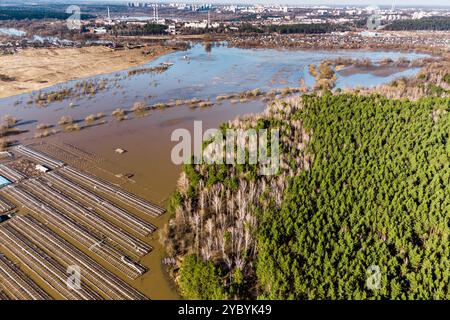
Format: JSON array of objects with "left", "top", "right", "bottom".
[
  {"left": 274, "top": 0, "right": 448, "bottom": 5},
  {"left": 197, "top": 0, "right": 447, "bottom": 5},
  {"left": 95, "top": 0, "right": 449, "bottom": 5},
  {"left": 10, "top": 0, "right": 449, "bottom": 7}
]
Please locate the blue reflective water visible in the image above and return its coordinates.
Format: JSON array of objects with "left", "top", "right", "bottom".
[
  {"left": 124, "top": 45, "right": 426, "bottom": 99},
  {"left": 0, "top": 27, "right": 26, "bottom": 37},
  {"left": 0, "top": 176, "right": 11, "bottom": 188}
]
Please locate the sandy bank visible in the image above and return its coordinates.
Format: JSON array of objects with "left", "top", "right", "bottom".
[{"left": 0, "top": 45, "right": 172, "bottom": 98}]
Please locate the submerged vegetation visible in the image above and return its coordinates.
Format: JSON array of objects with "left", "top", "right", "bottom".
[
  {"left": 356, "top": 53, "right": 450, "bottom": 99},
  {"left": 309, "top": 61, "right": 336, "bottom": 91},
  {"left": 127, "top": 63, "right": 171, "bottom": 76},
  {"left": 112, "top": 108, "right": 127, "bottom": 121},
  {"left": 29, "top": 79, "right": 109, "bottom": 106},
  {"left": 0, "top": 115, "right": 20, "bottom": 147},
  {"left": 34, "top": 123, "right": 58, "bottom": 138},
  {"left": 164, "top": 92, "right": 450, "bottom": 299},
  {"left": 84, "top": 112, "right": 104, "bottom": 123},
  {"left": 0, "top": 138, "right": 11, "bottom": 151}
]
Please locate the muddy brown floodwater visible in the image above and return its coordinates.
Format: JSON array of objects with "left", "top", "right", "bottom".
[{"left": 38, "top": 100, "right": 266, "bottom": 299}]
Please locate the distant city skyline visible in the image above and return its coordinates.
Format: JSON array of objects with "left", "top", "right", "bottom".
[
  {"left": 6, "top": 0, "right": 450, "bottom": 7},
  {"left": 86, "top": 0, "right": 449, "bottom": 6}
]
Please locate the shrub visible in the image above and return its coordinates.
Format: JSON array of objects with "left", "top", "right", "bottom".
[
  {"left": 58, "top": 116, "right": 74, "bottom": 126},
  {"left": 36, "top": 123, "right": 50, "bottom": 130},
  {"left": 85, "top": 112, "right": 104, "bottom": 123},
  {"left": 178, "top": 255, "right": 227, "bottom": 300},
  {"left": 2, "top": 115, "right": 17, "bottom": 128},
  {"left": 0, "top": 138, "right": 11, "bottom": 151}
]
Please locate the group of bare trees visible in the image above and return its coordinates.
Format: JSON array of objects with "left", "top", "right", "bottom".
[
  {"left": 353, "top": 54, "right": 450, "bottom": 99},
  {"left": 161, "top": 97, "right": 312, "bottom": 297},
  {"left": 0, "top": 115, "right": 17, "bottom": 150},
  {"left": 309, "top": 61, "right": 337, "bottom": 91}
]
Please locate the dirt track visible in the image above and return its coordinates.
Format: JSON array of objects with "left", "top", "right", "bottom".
[{"left": 0, "top": 45, "right": 172, "bottom": 98}]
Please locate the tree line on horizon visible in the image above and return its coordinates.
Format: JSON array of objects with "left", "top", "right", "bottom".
[{"left": 384, "top": 16, "right": 450, "bottom": 31}]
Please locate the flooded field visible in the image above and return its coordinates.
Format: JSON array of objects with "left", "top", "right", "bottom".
[
  {"left": 0, "top": 44, "right": 428, "bottom": 130},
  {"left": 0, "top": 44, "right": 429, "bottom": 299}
]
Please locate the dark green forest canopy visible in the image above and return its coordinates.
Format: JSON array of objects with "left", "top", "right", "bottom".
[
  {"left": 176, "top": 93, "right": 450, "bottom": 299},
  {"left": 267, "top": 23, "right": 350, "bottom": 34},
  {"left": 384, "top": 17, "right": 450, "bottom": 31},
  {"left": 257, "top": 94, "right": 450, "bottom": 299},
  {"left": 143, "top": 23, "right": 168, "bottom": 35},
  {"left": 0, "top": 7, "right": 94, "bottom": 20}
]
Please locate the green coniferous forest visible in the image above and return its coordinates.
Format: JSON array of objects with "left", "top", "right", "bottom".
[
  {"left": 164, "top": 93, "right": 450, "bottom": 299},
  {"left": 257, "top": 94, "right": 450, "bottom": 299}
]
